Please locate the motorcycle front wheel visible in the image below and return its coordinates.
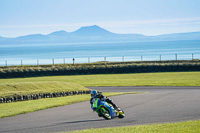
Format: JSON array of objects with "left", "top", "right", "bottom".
[
  {"left": 99, "top": 107, "right": 111, "bottom": 120},
  {"left": 118, "top": 109, "right": 125, "bottom": 118}
]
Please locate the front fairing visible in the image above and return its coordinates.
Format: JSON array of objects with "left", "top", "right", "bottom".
[{"left": 92, "top": 98, "right": 116, "bottom": 118}]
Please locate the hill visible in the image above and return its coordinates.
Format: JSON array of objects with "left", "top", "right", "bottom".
[
  {"left": 70, "top": 25, "right": 114, "bottom": 36},
  {"left": 0, "top": 25, "right": 200, "bottom": 44}
]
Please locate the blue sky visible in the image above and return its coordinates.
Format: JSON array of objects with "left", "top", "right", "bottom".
[{"left": 0, "top": 0, "right": 200, "bottom": 37}]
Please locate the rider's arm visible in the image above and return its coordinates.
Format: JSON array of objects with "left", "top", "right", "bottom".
[
  {"left": 90, "top": 98, "right": 97, "bottom": 111},
  {"left": 96, "top": 94, "right": 105, "bottom": 101},
  {"left": 90, "top": 98, "right": 93, "bottom": 104}
]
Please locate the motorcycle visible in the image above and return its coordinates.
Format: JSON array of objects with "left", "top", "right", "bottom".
[{"left": 92, "top": 98, "right": 125, "bottom": 120}]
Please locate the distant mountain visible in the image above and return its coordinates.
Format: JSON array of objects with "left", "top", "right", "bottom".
[
  {"left": 16, "top": 34, "right": 48, "bottom": 40},
  {"left": 48, "top": 30, "right": 68, "bottom": 36},
  {"left": 154, "top": 32, "right": 200, "bottom": 41},
  {"left": 70, "top": 25, "right": 114, "bottom": 36},
  {"left": 11, "top": 34, "right": 49, "bottom": 43},
  {"left": 0, "top": 25, "right": 200, "bottom": 44},
  {"left": 0, "top": 36, "right": 10, "bottom": 41},
  {"left": 0, "top": 36, "right": 7, "bottom": 40}
]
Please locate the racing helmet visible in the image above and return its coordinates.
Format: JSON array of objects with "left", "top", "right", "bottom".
[{"left": 91, "top": 90, "right": 98, "bottom": 98}]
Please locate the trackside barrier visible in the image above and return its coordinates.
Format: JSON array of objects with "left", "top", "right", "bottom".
[
  {"left": 1, "top": 63, "right": 200, "bottom": 78},
  {"left": 0, "top": 90, "right": 91, "bottom": 103}
]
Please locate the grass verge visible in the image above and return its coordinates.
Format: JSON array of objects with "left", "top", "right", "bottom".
[
  {"left": 0, "top": 92, "right": 139, "bottom": 118},
  {"left": 64, "top": 120, "right": 200, "bottom": 133},
  {"left": 0, "top": 72, "right": 200, "bottom": 87},
  {"left": 0, "top": 81, "right": 88, "bottom": 98}
]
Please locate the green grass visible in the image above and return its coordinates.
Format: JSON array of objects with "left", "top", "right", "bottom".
[
  {"left": 1, "top": 72, "right": 200, "bottom": 87},
  {"left": 0, "top": 81, "right": 89, "bottom": 98},
  {"left": 0, "top": 92, "right": 138, "bottom": 118},
  {"left": 64, "top": 120, "right": 200, "bottom": 133},
  {"left": 0, "top": 72, "right": 199, "bottom": 117}
]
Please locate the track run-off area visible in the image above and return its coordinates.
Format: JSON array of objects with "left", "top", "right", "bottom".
[{"left": 0, "top": 86, "right": 200, "bottom": 133}]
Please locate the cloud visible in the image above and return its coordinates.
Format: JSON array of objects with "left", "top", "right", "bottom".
[
  {"left": 0, "top": 17, "right": 200, "bottom": 37},
  {"left": 1, "top": 17, "right": 200, "bottom": 29},
  {"left": 97, "top": 17, "right": 200, "bottom": 28}
]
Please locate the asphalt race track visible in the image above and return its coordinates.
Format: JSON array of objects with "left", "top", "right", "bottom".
[{"left": 0, "top": 86, "right": 200, "bottom": 133}]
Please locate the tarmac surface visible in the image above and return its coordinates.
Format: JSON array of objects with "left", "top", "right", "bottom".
[{"left": 0, "top": 86, "right": 200, "bottom": 133}]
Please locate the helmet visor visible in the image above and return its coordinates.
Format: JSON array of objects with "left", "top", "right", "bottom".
[{"left": 91, "top": 93, "right": 95, "bottom": 97}]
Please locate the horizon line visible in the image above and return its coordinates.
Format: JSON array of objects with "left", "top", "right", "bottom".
[{"left": 1, "top": 26, "right": 200, "bottom": 38}]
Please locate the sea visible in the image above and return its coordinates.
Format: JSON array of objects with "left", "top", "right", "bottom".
[{"left": 0, "top": 40, "right": 200, "bottom": 66}]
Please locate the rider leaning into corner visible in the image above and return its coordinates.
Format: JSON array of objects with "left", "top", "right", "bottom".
[{"left": 90, "top": 90, "right": 120, "bottom": 112}]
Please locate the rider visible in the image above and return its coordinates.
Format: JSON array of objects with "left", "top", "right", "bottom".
[{"left": 90, "top": 90, "right": 119, "bottom": 112}]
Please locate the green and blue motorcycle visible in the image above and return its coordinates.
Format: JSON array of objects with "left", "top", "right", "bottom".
[{"left": 92, "top": 98, "right": 125, "bottom": 120}]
